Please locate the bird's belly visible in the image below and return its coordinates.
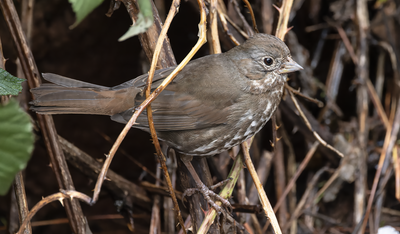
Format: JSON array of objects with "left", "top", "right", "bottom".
[{"left": 168, "top": 99, "right": 278, "bottom": 156}]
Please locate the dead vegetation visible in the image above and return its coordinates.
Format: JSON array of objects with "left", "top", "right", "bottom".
[{"left": 0, "top": 0, "right": 400, "bottom": 233}]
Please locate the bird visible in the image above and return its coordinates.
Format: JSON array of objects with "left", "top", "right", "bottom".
[{"left": 31, "top": 33, "right": 302, "bottom": 213}]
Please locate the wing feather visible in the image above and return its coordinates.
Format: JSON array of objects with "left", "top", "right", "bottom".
[{"left": 111, "top": 54, "right": 240, "bottom": 132}]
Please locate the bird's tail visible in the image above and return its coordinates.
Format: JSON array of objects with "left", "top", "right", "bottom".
[{"left": 30, "top": 73, "right": 139, "bottom": 115}]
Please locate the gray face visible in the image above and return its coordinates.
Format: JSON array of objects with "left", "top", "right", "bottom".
[
  {"left": 224, "top": 34, "right": 293, "bottom": 95},
  {"left": 226, "top": 34, "right": 291, "bottom": 76}
]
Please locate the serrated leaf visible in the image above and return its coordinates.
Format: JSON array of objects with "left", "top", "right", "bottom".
[
  {"left": 0, "top": 99, "right": 34, "bottom": 195},
  {"left": 118, "top": 0, "right": 153, "bottom": 41},
  {"left": 69, "top": 0, "right": 104, "bottom": 29},
  {"left": 0, "top": 68, "right": 25, "bottom": 96}
]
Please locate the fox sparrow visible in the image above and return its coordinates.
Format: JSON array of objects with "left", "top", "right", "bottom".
[{"left": 31, "top": 33, "right": 302, "bottom": 213}]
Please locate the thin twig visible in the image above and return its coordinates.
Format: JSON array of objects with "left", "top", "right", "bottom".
[
  {"left": 394, "top": 146, "right": 400, "bottom": 201},
  {"left": 13, "top": 3, "right": 33, "bottom": 230},
  {"left": 178, "top": 216, "right": 192, "bottom": 234},
  {"left": 13, "top": 172, "right": 32, "bottom": 234},
  {"left": 275, "top": 0, "right": 294, "bottom": 40},
  {"left": 163, "top": 152, "right": 177, "bottom": 234},
  {"left": 19, "top": 214, "right": 142, "bottom": 228},
  {"left": 280, "top": 120, "right": 298, "bottom": 234},
  {"left": 326, "top": 20, "right": 390, "bottom": 129},
  {"left": 237, "top": 170, "right": 247, "bottom": 227},
  {"left": 59, "top": 136, "right": 153, "bottom": 206},
  {"left": 377, "top": 41, "right": 399, "bottom": 83},
  {"left": 145, "top": 0, "right": 180, "bottom": 160},
  {"left": 0, "top": 33, "right": 4, "bottom": 70},
  {"left": 366, "top": 78, "right": 390, "bottom": 129},
  {"left": 361, "top": 99, "right": 400, "bottom": 232},
  {"left": 15, "top": 193, "right": 68, "bottom": 234},
  {"left": 287, "top": 89, "right": 344, "bottom": 157},
  {"left": 285, "top": 84, "right": 324, "bottom": 107},
  {"left": 262, "top": 141, "right": 319, "bottom": 232},
  {"left": 248, "top": 151, "right": 273, "bottom": 205},
  {"left": 149, "top": 165, "right": 161, "bottom": 234},
  {"left": 336, "top": 24, "right": 358, "bottom": 64},
  {"left": 271, "top": 115, "right": 278, "bottom": 149},
  {"left": 355, "top": 1, "right": 369, "bottom": 232},
  {"left": 317, "top": 39, "right": 345, "bottom": 121},
  {"left": 232, "top": 0, "right": 254, "bottom": 36},
  {"left": 273, "top": 138, "right": 287, "bottom": 227},
  {"left": 221, "top": 12, "right": 250, "bottom": 39},
  {"left": 313, "top": 156, "right": 350, "bottom": 204},
  {"left": 324, "top": 20, "right": 358, "bottom": 65},
  {"left": 143, "top": 0, "right": 187, "bottom": 231},
  {"left": 283, "top": 166, "right": 329, "bottom": 232},
  {"left": 16, "top": 191, "right": 92, "bottom": 234},
  {"left": 242, "top": 141, "right": 282, "bottom": 234},
  {"left": 375, "top": 50, "right": 385, "bottom": 100},
  {"left": 241, "top": 0, "right": 259, "bottom": 33},
  {"left": 209, "top": 0, "right": 221, "bottom": 54},
  {"left": 96, "top": 130, "right": 165, "bottom": 185},
  {"left": 217, "top": 9, "right": 241, "bottom": 45}
]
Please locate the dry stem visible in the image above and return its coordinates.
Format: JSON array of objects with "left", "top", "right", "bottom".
[
  {"left": 287, "top": 87, "right": 344, "bottom": 157},
  {"left": 241, "top": 0, "right": 259, "bottom": 33},
  {"left": 0, "top": 0, "right": 86, "bottom": 232},
  {"left": 285, "top": 85, "right": 324, "bottom": 107},
  {"left": 16, "top": 191, "right": 92, "bottom": 234},
  {"left": 282, "top": 166, "right": 329, "bottom": 232},
  {"left": 242, "top": 141, "right": 282, "bottom": 234},
  {"left": 262, "top": 141, "right": 320, "bottom": 232},
  {"left": 143, "top": 0, "right": 186, "bottom": 231},
  {"left": 362, "top": 100, "right": 400, "bottom": 231}
]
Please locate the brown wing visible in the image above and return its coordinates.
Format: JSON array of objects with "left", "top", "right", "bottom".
[
  {"left": 111, "top": 54, "right": 240, "bottom": 132},
  {"left": 111, "top": 88, "right": 233, "bottom": 131}
]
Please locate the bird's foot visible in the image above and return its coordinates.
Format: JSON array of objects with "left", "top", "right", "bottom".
[{"left": 183, "top": 181, "right": 233, "bottom": 214}]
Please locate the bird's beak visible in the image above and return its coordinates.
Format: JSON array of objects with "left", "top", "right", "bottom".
[{"left": 279, "top": 57, "right": 303, "bottom": 74}]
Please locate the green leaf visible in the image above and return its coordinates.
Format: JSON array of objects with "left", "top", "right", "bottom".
[
  {"left": 69, "top": 0, "right": 104, "bottom": 29},
  {"left": 0, "top": 68, "right": 25, "bottom": 96},
  {"left": 118, "top": 0, "right": 154, "bottom": 41},
  {"left": 0, "top": 99, "right": 34, "bottom": 195}
]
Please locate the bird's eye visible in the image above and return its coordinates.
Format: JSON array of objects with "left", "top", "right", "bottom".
[{"left": 264, "top": 57, "right": 274, "bottom": 66}]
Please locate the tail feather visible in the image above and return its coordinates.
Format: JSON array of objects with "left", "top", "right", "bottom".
[
  {"left": 42, "top": 73, "right": 108, "bottom": 89},
  {"left": 31, "top": 73, "right": 140, "bottom": 115}
]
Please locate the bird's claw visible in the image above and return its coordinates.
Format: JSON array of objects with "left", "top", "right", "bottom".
[{"left": 182, "top": 183, "right": 233, "bottom": 215}]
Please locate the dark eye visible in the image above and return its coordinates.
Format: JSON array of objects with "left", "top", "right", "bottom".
[{"left": 264, "top": 57, "right": 274, "bottom": 66}]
